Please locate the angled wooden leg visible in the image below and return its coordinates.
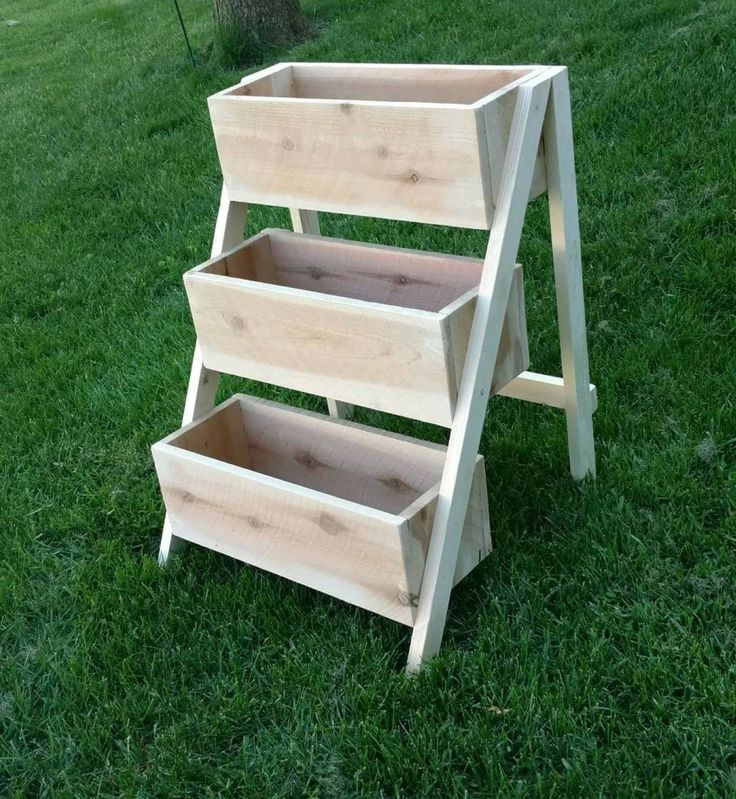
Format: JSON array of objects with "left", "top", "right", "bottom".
[
  {"left": 406, "top": 72, "right": 556, "bottom": 673},
  {"left": 544, "top": 71, "right": 596, "bottom": 480},
  {"left": 159, "top": 186, "right": 248, "bottom": 564},
  {"left": 289, "top": 208, "right": 354, "bottom": 421}
]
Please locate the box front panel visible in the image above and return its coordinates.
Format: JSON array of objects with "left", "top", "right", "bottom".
[
  {"left": 186, "top": 275, "right": 457, "bottom": 426},
  {"left": 153, "top": 447, "right": 417, "bottom": 625},
  {"left": 209, "top": 97, "right": 491, "bottom": 229}
]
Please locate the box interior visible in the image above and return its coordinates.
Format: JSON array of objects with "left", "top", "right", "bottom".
[
  {"left": 229, "top": 64, "right": 535, "bottom": 105},
  {"left": 168, "top": 399, "right": 445, "bottom": 516},
  {"left": 198, "top": 231, "right": 481, "bottom": 313}
]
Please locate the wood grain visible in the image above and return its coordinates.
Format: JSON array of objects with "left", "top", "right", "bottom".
[
  {"left": 208, "top": 63, "right": 545, "bottom": 228},
  {"left": 153, "top": 395, "right": 492, "bottom": 625},
  {"left": 185, "top": 231, "right": 528, "bottom": 427},
  {"left": 497, "top": 371, "right": 597, "bottom": 411},
  {"left": 158, "top": 186, "right": 248, "bottom": 565},
  {"left": 407, "top": 70, "right": 556, "bottom": 672}
]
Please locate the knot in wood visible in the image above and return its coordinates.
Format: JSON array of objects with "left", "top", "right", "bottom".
[
  {"left": 307, "top": 266, "right": 326, "bottom": 280},
  {"left": 397, "top": 588, "right": 419, "bottom": 607}
]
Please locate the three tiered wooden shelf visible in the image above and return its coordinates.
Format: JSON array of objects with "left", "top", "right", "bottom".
[{"left": 152, "top": 62, "right": 597, "bottom": 673}]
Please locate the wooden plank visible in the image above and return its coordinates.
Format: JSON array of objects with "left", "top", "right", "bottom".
[
  {"left": 497, "top": 371, "right": 597, "bottom": 411},
  {"left": 443, "top": 264, "right": 529, "bottom": 407},
  {"left": 172, "top": 397, "right": 253, "bottom": 469},
  {"left": 265, "top": 229, "right": 481, "bottom": 311},
  {"left": 406, "top": 70, "right": 557, "bottom": 673},
  {"left": 209, "top": 93, "right": 491, "bottom": 227},
  {"left": 402, "top": 455, "right": 492, "bottom": 597},
  {"left": 287, "top": 211, "right": 352, "bottom": 420},
  {"left": 235, "top": 397, "right": 446, "bottom": 514},
  {"left": 234, "top": 63, "right": 542, "bottom": 101},
  {"left": 481, "top": 87, "right": 548, "bottom": 204},
  {"left": 204, "top": 230, "right": 275, "bottom": 282},
  {"left": 182, "top": 186, "right": 248, "bottom": 424},
  {"left": 288, "top": 208, "right": 320, "bottom": 236},
  {"left": 269, "top": 64, "right": 295, "bottom": 97},
  {"left": 235, "top": 62, "right": 294, "bottom": 95},
  {"left": 158, "top": 186, "right": 247, "bottom": 565},
  {"left": 457, "top": 456, "right": 493, "bottom": 580},
  {"left": 544, "top": 70, "right": 597, "bottom": 479},
  {"left": 289, "top": 63, "right": 536, "bottom": 104}
]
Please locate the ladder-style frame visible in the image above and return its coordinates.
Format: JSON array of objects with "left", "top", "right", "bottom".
[{"left": 158, "top": 66, "right": 596, "bottom": 673}]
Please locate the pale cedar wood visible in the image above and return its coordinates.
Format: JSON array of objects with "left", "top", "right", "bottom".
[
  {"left": 406, "top": 68, "right": 596, "bottom": 672},
  {"left": 157, "top": 64, "right": 597, "bottom": 673},
  {"left": 183, "top": 230, "right": 529, "bottom": 427},
  {"left": 208, "top": 63, "right": 548, "bottom": 229},
  {"left": 153, "top": 395, "right": 491, "bottom": 625},
  {"left": 288, "top": 208, "right": 353, "bottom": 420},
  {"left": 405, "top": 73, "right": 555, "bottom": 670},
  {"left": 498, "top": 371, "right": 597, "bottom": 411},
  {"left": 543, "top": 72, "right": 597, "bottom": 479},
  {"left": 158, "top": 185, "right": 248, "bottom": 563}
]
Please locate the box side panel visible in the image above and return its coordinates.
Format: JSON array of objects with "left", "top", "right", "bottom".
[
  {"left": 444, "top": 264, "right": 529, "bottom": 403},
  {"left": 291, "top": 64, "right": 537, "bottom": 103},
  {"left": 452, "top": 456, "right": 492, "bottom": 584},
  {"left": 403, "top": 455, "right": 492, "bottom": 595},
  {"left": 208, "top": 98, "right": 489, "bottom": 228},
  {"left": 490, "top": 264, "right": 530, "bottom": 393},
  {"left": 186, "top": 275, "right": 456, "bottom": 426},
  {"left": 482, "top": 89, "right": 547, "bottom": 204},
  {"left": 153, "top": 446, "right": 415, "bottom": 625}
]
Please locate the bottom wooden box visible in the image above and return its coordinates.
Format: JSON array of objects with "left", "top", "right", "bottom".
[{"left": 152, "top": 395, "right": 491, "bottom": 625}]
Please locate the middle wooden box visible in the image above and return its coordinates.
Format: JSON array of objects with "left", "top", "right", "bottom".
[{"left": 184, "top": 230, "right": 529, "bottom": 426}]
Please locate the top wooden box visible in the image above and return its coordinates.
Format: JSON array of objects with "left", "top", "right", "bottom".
[{"left": 208, "top": 63, "right": 547, "bottom": 229}]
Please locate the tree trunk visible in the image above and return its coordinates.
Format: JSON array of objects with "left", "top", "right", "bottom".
[{"left": 212, "top": 0, "right": 309, "bottom": 47}]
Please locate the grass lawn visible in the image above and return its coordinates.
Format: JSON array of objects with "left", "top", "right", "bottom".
[{"left": 1, "top": 0, "right": 735, "bottom": 795}]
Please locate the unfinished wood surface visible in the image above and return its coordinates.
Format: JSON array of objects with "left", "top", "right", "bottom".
[
  {"left": 287, "top": 63, "right": 533, "bottom": 103},
  {"left": 262, "top": 230, "right": 480, "bottom": 310},
  {"left": 158, "top": 186, "right": 247, "bottom": 565},
  {"left": 184, "top": 230, "right": 528, "bottom": 426},
  {"left": 234, "top": 61, "right": 294, "bottom": 97},
  {"left": 544, "top": 70, "right": 596, "bottom": 479},
  {"left": 289, "top": 207, "right": 320, "bottom": 236},
  {"left": 153, "top": 395, "right": 491, "bottom": 625},
  {"left": 403, "top": 455, "right": 491, "bottom": 594},
  {"left": 407, "top": 70, "right": 557, "bottom": 673},
  {"left": 498, "top": 371, "right": 597, "bottom": 411},
  {"left": 444, "top": 265, "right": 529, "bottom": 397},
  {"left": 183, "top": 185, "right": 249, "bottom": 423},
  {"left": 155, "top": 61, "right": 598, "bottom": 673},
  {"left": 208, "top": 63, "right": 547, "bottom": 228},
  {"left": 287, "top": 210, "right": 352, "bottom": 420},
  {"left": 232, "top": 63, "right": 542, "bottom": 101},
  {"left": 482, "top": 89, "right": 548, "bottom": 206}
]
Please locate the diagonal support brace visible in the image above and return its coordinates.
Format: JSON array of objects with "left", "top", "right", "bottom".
[{"left": 406, "top": 70, "right": 558, "bottom": 673}]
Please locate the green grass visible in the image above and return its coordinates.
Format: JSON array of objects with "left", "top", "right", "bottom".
[{"left": 1, "top": 0, "right": 735, "bottom": 795}]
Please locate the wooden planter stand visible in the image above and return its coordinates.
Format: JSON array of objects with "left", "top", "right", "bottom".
[{"left": 153, "top": 63, "right": 597, "bottom": 673}]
